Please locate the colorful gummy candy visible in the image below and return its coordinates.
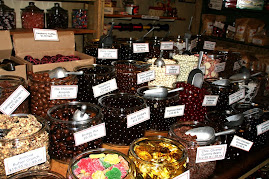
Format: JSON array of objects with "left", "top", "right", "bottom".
[{"left": 72, "top": 153, "right": 129, "bottom": 179}]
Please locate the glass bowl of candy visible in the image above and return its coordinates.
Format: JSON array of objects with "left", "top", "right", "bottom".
[
  {"left": 128, "top": 136, "right": 187, "bottom": 179},
  {"left": 8, "top": 170, "right": 64, "bottom": 179},
  {"left": 67, "top": 148, "right": 137, "bottom": 179}
]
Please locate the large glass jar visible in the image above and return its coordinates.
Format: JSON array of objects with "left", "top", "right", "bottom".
[
  {"left": 128, "top": 136, "right": 187, "bottom": 179},
  {"left": 0, "top": 114, "right": 50, "bottom": 178},
  {"left": 0, "top": 0, "right": 16, "bottom": 30},
  {"left": 85, "top": 39, "right": 100, "bottom": 57},
  {"left": 75, "top": 64, "right": 116, "bottom": 104},
  {"left": 168, "top": 121, "right": 218, "bottom": 179},
  {"left": 98, "top": 93, "right": 147, "bottom": 145},
  {"left": 8, "top": 170, "right": 64, "bottom": 179},
  {"left": 0, "top": 75, "right": 29, "bottom": 114},
  {"left": 137, "top": 86, "right": 180, "bottom": 131},
  {"left": 72, "top": 9, "right": 87, "bottom": 29},
  {"left": 28, "top": 71, "right": 77, "bottom": 118},
  {"left": 46, "top": 3, "right": 68, "bottom": 29},
  {"left": 47, "top": 102, "right": 103, "bottom": 163},
  {"left": 67, "top": 148, "right": 137, "bottom": 179},
  {"left": 21, "top": 2, "right": 44, "bottom": 29},
  {"left": 202, "top": 54, "right": 221, "bottom": 79}
]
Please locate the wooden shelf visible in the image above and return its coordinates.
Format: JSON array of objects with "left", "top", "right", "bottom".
[
  {"left": 28, "top": 0, "right": 96, "bottom": 2},
  {"left": 9, "top": 28, "right": 96, "bottom": 35},
  {"left": 104, "top": 14, "right": 186, "bottom": 22}
]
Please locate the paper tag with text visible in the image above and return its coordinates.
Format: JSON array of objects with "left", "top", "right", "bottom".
[
  {"left": 173, "top": 170, "right": 190, "bottom": 179},
  {"left": 0, "top": 85, "right": 30, "bottom": 115},
  {"left": 74, "top": 123, "right": 106, "bottom": 146},
  {"left": 257, "top": 120, "right": 269, "bottom": 136},
  {"left": 214, "top": 62, "right": 226, "bottom": 73},
  {"left": 233, "top": 61, "right": 241, "bottom": 71},
  {"left": 127, "top": 107, "right": 150, "bottom": 128},
  {"left": 196, "top": 144, "right": 227, "bottom": 163},
  {"left": 209, "top": 0, "right": 223, "bottom": 10},
  {"left": 227, "top": 25, "right": 236, "bottom": 32},
  {"left": 141, "top": 15, "right": 160, "bottom": 20},
  {"left": 202, "top": 95, "right": 219, "bottom": 106},
  {"left": 33, "top": 28, "right": 59, "bottom": 41},
  {"left": 133, "top": 43, "right": 149, "bottom": 53},
  {"left": 92, "top": 78, "right": 118, "bottom": 98},
  {"left": 137, "top": 70, "right": 155, "bottom": 84},
  {"left": 203, "top": 41, "right": 216, "bottom": 51},
  {"left": 98, "top": 49, "right": 118, "bottom": 59},
  {"left": 4, "top": 147, "right": 46, "bottom": 175},
  {"left": 229, "top": 89, "right": 245, "bottom": 105},
  {"left": 214, "top": 21, "right": 225, "bottom": 29},
  {"left": 50, "top": 85, "right": 78, "bottom": 99},
  {"left": 230, "top": 135, "right": 253, "bottom": 152},
  {"left": 164, "top": 105, "right": 185, "bottom": 118},
  {"left": 165, "top": 65, "right": 180, "bottom": 75},
  {"left": 160, "top": 42, "right": 174, "bottom": 50}
]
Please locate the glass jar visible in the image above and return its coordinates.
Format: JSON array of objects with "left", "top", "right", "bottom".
[
  {"left": 8, "top": 170, "right": 64, "bottom": 179},
  {"left": 47, "top": 102, "right": 103, "bottom": 163},
  {"left": 168, "top": 121, "right": 218, "bottom": 179},
  {"left": 46, "top": 3, "right": 68, "bottom": 29},
  {"left": 137, "top": 86, "right": 180, "bottom": 131},
  {"left": 128, "top": 136, "right": 187, "bottom": 179},
  {"left": 21, "top": 2, "right": 44, "bottom": 29},
  {"left": 72, "top": 9, "right": 88, "bottom": 29},
  {"left": 112, "top": 60, "right": 149, "bottom": 94},
  {"left": 85, "top": 39, "right": 100, "bottom": 57},
  {"left": 28, "top": 71, "right": 77, "bottom": 118},
  {"left": 147, "top": 36, "right": 161, "bottom": 59},
  {"left": 0, "top": 75, "right": 29, "bottom": 114},
  {"left": 202, "top": 54, "right": 221, "bottom": 79},
  {"left": 67, "top": 148, "right": 137, "bottom": 179},
  {"left": 75, "top": 64, "right": 116, "bottom": 104},
  {"left": 98, "top": 93, "right": 147, "bottom": 145},
  {"left": 0, "top": 0, "right": 16, "bottom": 30},
  {"left": 0, "top": 114, "right": 50, "bottom": 178}
]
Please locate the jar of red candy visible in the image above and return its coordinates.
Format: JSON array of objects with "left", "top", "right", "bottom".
[
  {"left": 173, "top": 82, "right": 207, "bottom": 122},
  {"left": 0, "top": 0, "right": 16, "bottom": 30},
  {"left": 21, "top": 2, "right": 44, "bottom": 29},
  {"left": 0, "top": 75, "right": 29, "bottom": 114},
  {"left": 72, "top": 9, "right": 88, "bottom": 29},
  {"left": 46, "top": 3, "right": 68, "bottom": 29}
]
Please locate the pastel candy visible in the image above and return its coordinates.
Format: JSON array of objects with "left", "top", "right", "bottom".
[{"left": 105, "top": 167, "right": 122, "bottom": 179}]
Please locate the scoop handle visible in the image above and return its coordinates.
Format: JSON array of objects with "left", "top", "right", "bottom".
[
  {"left": 215, "top": 129, "right": 236, "bottom": 137},
  {"left": 168, "top": 87, "right": 184, "bottom": 93},
  {"left": 66, "top": 71, "right": 83, "bottom": 76}
]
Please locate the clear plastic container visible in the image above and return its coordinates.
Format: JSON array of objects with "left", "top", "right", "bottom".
[
  {"left": 72, "top": 9, "right": 88, "bottom": 29},
  {"left": 46, "top": 3, "right": 68, "bottom": 29},
  {"left": 21, "top": 2, "right": 44, "bottom": 29},
  {"left": 8, "top": 170, "right": 64, "bottom": 179},
  {"left": 0, "top": 0, "right": 16, "bottom": 30}
]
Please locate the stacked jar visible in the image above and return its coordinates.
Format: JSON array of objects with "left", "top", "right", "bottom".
[
  {"left": 46, "top": 3, "right": 68, "bottom": 29},
  {"left": 21, "top": 2, "right": 44, "bottom": 29},
  {"left": 0, "top": 0, "right": 16, "bottom": 30},
  {"left": 72, "top": 9, "right": 87, "bottom": 29}
]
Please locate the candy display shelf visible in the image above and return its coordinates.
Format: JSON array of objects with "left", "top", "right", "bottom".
[{"left": 9, "top": 28, "right": 96, "bottom": 35}]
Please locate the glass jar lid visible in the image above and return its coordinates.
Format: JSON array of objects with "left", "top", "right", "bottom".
[
  {"left": 47, "top": 3, "right": 68, "bottom": 14},
  {"left": 0, "top": 0, "right": 14, "bottom": 12},
  {"left": 21, "top": 2, "right": 44, "bottom": 13}
]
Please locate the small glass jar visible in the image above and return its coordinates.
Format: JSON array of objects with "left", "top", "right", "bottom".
[
  {"left": 98, "top": 93, "right": 147, "bottom": 145},
  {"left": 147, "top": 36, "right": 161, "bottom": 59},
  {"left": 46, "top": 3, "right": 68, "bottom": 29},
  {"left": 8, "top": 170, "right": 64, "bottom": 179},
  {"left": 0, "top": 114, "right": 50, "bottom": 178},
  {"left": 21, "top": 2, "right": 44, "bottom": 29},
  {"left": 28, "top": 71, "right": 77, "bottom": 118},
  {"left": 202, "top": 54, "right": 220, "bottom": 79},
  {"left": 0, "top": 0, "right": 16, "bottom": 30},
  {"left": 75, "top": 64, "right": 116, "bottom": 104},
  {"left": 0, "top": 75, "right": 29, "bottom": 114},
  {"left": 128, "top": 136, "right": 187, "bottom": 179},
  {"left": 47, "top": 102, "right": 103, "bottom": 163},
  {"left": 67, "top": 148, "right": 137, "bottom": 179},
  {"left": 137, "top": 86, "right": 180, "bottom": 131},
  {"left": 72, "top": 9, "right": 88, "bottom": 29}
]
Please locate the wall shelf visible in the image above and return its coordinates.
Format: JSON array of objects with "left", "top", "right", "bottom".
[
  {"left": 9, "top": 28, "right": 96, "bottom": 35},
  {"left": 104, "top": 14, "right": 185, "bottom": 22}
]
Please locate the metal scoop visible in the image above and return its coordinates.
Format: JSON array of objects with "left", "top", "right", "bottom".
[
  {"left": 0, "top": 62, "right": 15, "bottom": 71},
  {"left": 143, "top": 87, "right": 184, "bottom": 98},
  {"left": 225, "top": 113, "right": 244, "bottom": 127},
  {"left": 212, "top": 79, "right": 230, "bottom": 86},
  {"left": 73, "top": 105, "right": 91, "bottom": 121},
  {"left": 154, "top": 50, "right": 165, "bottom": 67},
  {"left": 49, "top": 67, "right": 83, "bottom": 79}
]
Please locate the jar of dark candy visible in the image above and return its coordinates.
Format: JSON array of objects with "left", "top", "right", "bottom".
[
  {"left": 28, "top": 70, "right": 77, "bottom": 118},
  {"left": 137, "top": 86, "right": 180, "bottom": 131},
  {"left": 98, "top": 93, "right": 147, "bottom": 145},
  {"left": 0, "top": 75, "right": 29, "bottom": 114},
  {"left": 72, "top": 9, "right": 87, "bottom": 29},
  {"left": 21, "top": 2, "right": 44, "bottom": 29},
  {"left": 85, "top": 39, "right": 100, "bottom": 57},
  {"left": 75, "top": 64, "right": 116, "bottom": 104},
  {"left": 47, "top": 102, "right": 103, "bottom": 163},
  {"left": 0, "top": 0, "right": 15, "bottom": 30},
  {"left": 46, "top": 3, "right": 68, "bottom": 29}
]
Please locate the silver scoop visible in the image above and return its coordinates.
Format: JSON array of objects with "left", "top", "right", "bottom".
[
  {"left": 185, "top": 126, "right": 236, "bottom": 144},
  {"left": 225, "top": 113, "right": 244, "bottom": 127},
  {"left": 73, "top": 105, "right": 91, "bottom": 121},
  {"left": 229, "top": 71, "right": 262, "bottom": 82},
  {"left": 212, "top": 79, "right": 230, "bottom": 86},
  {"left": 154, "top": 50, "right": 165, "bottom": 67},
  {"left": 49, "top": 67, "right": 83, "bottom": 79},
  {"left": 143, "top": 87, "right": 184, "bottom": 98}
]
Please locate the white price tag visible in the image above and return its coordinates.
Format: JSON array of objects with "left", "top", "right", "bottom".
[
  {"left": 50, "top": 85, "right": 78, "bottom": 99},
  {"left": 230, "top": 135, "right": 253, "bottom": 152},
  {"left": 196, "top": 144, "right": 227, "bottom": 163},
  {"left": 74, "top": 123, "right": 106, "bottom": 146},
  {"left": 0, "top": 85, "right": 30, "bottom": 115},
  {"left": 202, "top": 95, "right": 219, "bottom": 106},
  {"left": 227, "top": 25, "right": 236, "bottom": 32},
  {"left": 141, "top": 15, "right": 160, "bottom": 20},
  {"left": 214, "top": 21, "right": 225, "bottom": 29},
  {"left": 98, "top": 49, "right": 118, "bottom": 59},
  {"left": 160, "top": 42, "right": 174, "bottom": 50},
  {"left": 257, "top": 120, "right": 269, "bottom": 136},
  {"left": 209, "top": 0, "right": 223, "bottom": 10},
  {"left": 4, "top": 147, "right": 47, "bottom": 175},
  {"left": 137, "top": 70, "right": 155, "bottom": 84},
  {"left": 214, "top": 62, "right": 226, "bottom": 73},
  {"left": 127, "top": 107, "right": 150, "bottom": 128},
  {"left": 200, "top": 66, "right": 206, "bottom": 74},
  {"left": 33, "top": 28, "right": 59, "bottom": 41},
  {"left": 92, "top": 78, "right": 118, "bottom": 98},
  {"left": 164, "top": 105, "right": 185, "bottom": 118},
  {"left": 133, "top": 43, "right": 149, "bottom": 53},
  {"left": 173, "top": 170, "right": 190, "bottom": 179},
  {"left": 229, "top": 89, "right": 245, "bottom": 105},
  {"left": 165, "top": 65, "right": 180, "bottom": 75},
  {"left": 203, "top": 41, "right": 216, "bottom": 51}
]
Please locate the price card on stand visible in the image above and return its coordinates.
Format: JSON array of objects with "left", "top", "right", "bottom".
[
  {"left": 214, "top": 62, "right": 226, "bottom": 72},
  {"left": 230, "top": 135, "right": 253, "bottom": 151},
  {"left": 50, "top": 85, "right": 78, "bottom": 99},
  {"left": 257, "top": 120, "right": 269, "bottom": 136},
  {"left": 173, "top": 170, "right": 190, "bottom": 179},
  {"left": 98, "top": 49, "right": 118, "bottom": 59},
  {"left": 165, "top": 65, "right": 180, "bottom": 75},
  {"left": 160, "top": 42, "right": 174, "bottom": 50},
  {"left": 127, "top": 107, "right": 150, "bottom": 128},
  {"left": 229, "top": 89, "right": 245, "bottom": 105},
  {"left": 196, "top": 144, "right": 227, "bottom": 163},
  {"left": 164, "top": 105, "right": 185, "bottom": 118},
  {"left": 202, "top": 95, "right": 219, "bottom": 106},
  {"left": 137, "top": 70, "right": 155, "bottom": 84},
  {"left": 33, "top": 28, "right": 59, "bottom": 41},
  {"left": 203, "top": 41, "right": 216, "bottom": 51},
  {"left": 133, "top": 43, "right": 149, "bottom": 53},
  {"left": 92, "top": 78, "right": 118, "bottom": 98}
]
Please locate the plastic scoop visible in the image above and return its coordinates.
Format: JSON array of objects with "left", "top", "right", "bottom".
[
  {"left": 154, "top": 50, "right": 165, "bottom": 67},
  {"left": 143, "top": 87, "right": 184, "bottom": 98},
  {"left": 73, "top": 104, "right": 91, "bottom": 121},
  {"left": 49, "top": 67, "right": 83, "bottom": 79}
]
